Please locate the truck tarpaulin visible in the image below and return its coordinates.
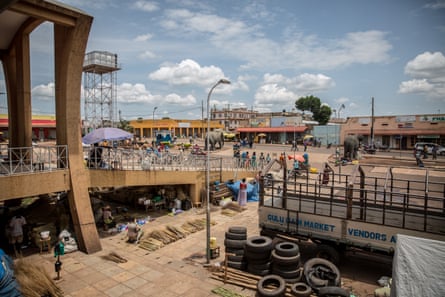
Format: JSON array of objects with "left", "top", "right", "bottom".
[{"left": 391, "top": 234, "right": 445, "bottom": 297}]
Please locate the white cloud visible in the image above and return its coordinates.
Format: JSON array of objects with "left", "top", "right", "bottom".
[
  {"left": 148, "top": 59, "right": 227, "bottom": 87},
  {"left": 132, "top": 1, "right": 159, "bottom": 12},
  {"left": 398, "top": 79, "right": 435, "bottom": 94},
  {"left": 117, "top": 82, "right": 197, "bottom": 106},
  {"left": 404, "top": 51, "right": 445, "bottom": 80},
  {"left": 164, "top": 94, "right": 196, "bottom": 105},
  {"left": 424, "top": 0, "right": 445, "bottom": 9},
  {"left": 31, "top": 83, "right": 55, "bottom": 100},
  {"left": 117, "top": 83, "right": 158, "bottom": 103},
  {"left": 399, "top": 52, "right": 445, "bottom": 98},
  {"left": 254, "top": 73, "right": 335, "bottom": 106},
  {"left": 134, "top": 34, "right": 153, "bottom": 42},
  {"left": 139, "top": 50, "right": 156, "bottom": 59},
  {"left": 160, "top": 9, "right": 392, "bottom": 71}
]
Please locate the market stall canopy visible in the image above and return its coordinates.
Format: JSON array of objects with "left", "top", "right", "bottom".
[
  {"left": 82, "top": 127, "right": 133, "bottom": 144},
  {"left": 257, "top": 133, "right": 267, "bottom": 137}
]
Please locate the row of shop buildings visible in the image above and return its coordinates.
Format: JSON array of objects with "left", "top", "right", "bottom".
[{"left": 1, "top": 111, "right": 444, "bottom": 149}]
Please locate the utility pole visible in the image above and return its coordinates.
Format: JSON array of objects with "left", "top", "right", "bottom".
[{"left": 370, "top": 97, "right": 375, "bottom": 148}]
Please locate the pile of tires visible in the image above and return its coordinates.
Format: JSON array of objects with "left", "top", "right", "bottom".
[
  {"left": 244, "top": 235, "right": 273, "bottom": 276},
  {"left": 303, "top": 257, "right": 347, "bottom": 294},
  {"left": 271, "top": 241, "right": 302, "bottom": 284},
  {"left": 224, "top": 226, "right": 247, "bottom": 270}
]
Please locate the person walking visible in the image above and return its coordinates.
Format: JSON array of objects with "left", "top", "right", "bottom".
[{"left": 432, "top": 145, "right": 438, "bottom": 160}]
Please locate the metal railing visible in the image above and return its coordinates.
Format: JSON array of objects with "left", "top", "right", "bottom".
[
  {"left": 83, "top": 146, "right": 260, "bottom": 172},
  {"left": 0, "top": 144, "right": 260, "bottom": 176},
  {"left": 0, "top": 144, "right": 69, "bottom": 176}
]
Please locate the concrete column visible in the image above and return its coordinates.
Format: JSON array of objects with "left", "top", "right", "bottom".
[
  {"left": 54, "top": 15, "right": 101, "bottom": 254},
  {"left": 2, "top": 24, "right": 35, "bottom": 148}
]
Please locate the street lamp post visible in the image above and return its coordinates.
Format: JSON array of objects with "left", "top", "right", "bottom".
[
  {"left": 206, "top": 78, "right": 230, "bottom": 264},
  {"left": 152, "top": 106, "right": 158, "bottom": 143}
]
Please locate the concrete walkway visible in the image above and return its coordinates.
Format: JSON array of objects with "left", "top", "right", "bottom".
[{"left": 27, "top": 202, "right": 261, "bottom": 297}]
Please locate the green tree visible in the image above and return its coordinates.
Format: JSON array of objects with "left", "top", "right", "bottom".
[
  {"left": 117, "top": 119, "right": 133, "bottom": 132},
  {"left": 295, "top": 95, "right": 332, "bottom": 125}
]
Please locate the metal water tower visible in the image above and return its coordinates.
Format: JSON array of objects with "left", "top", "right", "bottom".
[{"left": 83, "top": 51, "right": 120, "bottom": 132}]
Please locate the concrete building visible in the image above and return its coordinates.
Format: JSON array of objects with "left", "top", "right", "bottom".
[
  {"left": 341, "top": 114, "right": 445, "bottom": 149},
  {"left": 130, "top": 118, "right": 224, "bottom": 140},
  {"left": 211, "top": 107, "right": 257, "bottom": 131}
]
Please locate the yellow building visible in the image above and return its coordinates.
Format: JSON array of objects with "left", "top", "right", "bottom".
[{"left": 130, "top": 118, "right": 224, "bottom": 140}]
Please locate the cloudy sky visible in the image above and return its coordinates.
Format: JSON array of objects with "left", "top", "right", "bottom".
[{"left": 2, "top": 0, "right": 445, "bottom": 120}]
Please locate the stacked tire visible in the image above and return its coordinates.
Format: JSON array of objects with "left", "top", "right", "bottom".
[
  {"left": 271, "top": 241, "right": 303, "bottom": 284},
  {"left": 224, "top": 226, "right": 247, "bottom": 270},
  {"left": 244, "top": 236, "right": 273, "bottom": 276}
]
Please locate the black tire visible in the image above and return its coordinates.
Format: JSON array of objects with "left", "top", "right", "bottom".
[
  {"left": 318, "top": 286, "right": 350, "bottom": 297},
  {"left": 227, "top": 260, "right": 247, "bottom": 270},
  {"left": 314, "top": 244, "right": 340, "bottom": 266},
  {"left": 257, "top": 275, "right": 286, "bottom": 297},
  {"left": 225, "top": 231, "right": 247, "bottom": 240},
  {"left": 274, "top": 241, "right": 299, "bottom": 257},
  {"left": 290, "top": 282, "right": 312, "bottom": 297},
  {"left": 228, "top": 226, "right": 247, "bottom": 234},
  {"left": 247, "top": 266, "right": 270, "bottom": 276},
  {"left": 224, "top": 238, "right": 246, "bottom": 249},
  {"left": 227, "top": 254, "right": 244, "bottom": 262},
  {"left": 304, "top": 258, "right": 341, "bottom": 290},
  {"left": 248, "top": 261, "right": 271, "bottom": 271},
  {"left": 244, "top": 249, "right": 271, "bottom": 261},
  {"left": 245, "top": 236, "right": 273, "bottom": 253},
  {"left": 271, "top": 266, "right": 303, "bottom": 280},
  {"left": 225, "top": 248, "right": 244, "bottom": 256},
  {"left": 271, "top": 250, "right": 300, "bottom": 265}
]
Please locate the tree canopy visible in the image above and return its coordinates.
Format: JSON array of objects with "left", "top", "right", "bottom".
[{"left": 295, "top": 95, "right": 332, "bottom": 125}]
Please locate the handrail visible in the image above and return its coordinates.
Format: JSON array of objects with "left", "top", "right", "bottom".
[{"left": 0, "top": 145, "right": 69, "bottom": 176}]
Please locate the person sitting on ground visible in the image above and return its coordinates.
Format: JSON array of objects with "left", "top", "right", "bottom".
[{"left": 127, "top": 219, "right": 143, "bottom": 244}]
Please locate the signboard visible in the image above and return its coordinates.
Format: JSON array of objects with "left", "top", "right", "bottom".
[
  {"left": 396, "top": 115, "right": 415, "bottom": 123},
  {"left": 178, "top": 122, "right": 190, "bottom": 128},
  {"left": 419, "top": 115, "right": 445, "bottom": 122}
]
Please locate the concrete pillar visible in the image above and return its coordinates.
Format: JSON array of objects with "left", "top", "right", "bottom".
[
  {"left": 54, "top": 15, "right": 101, "bottom": 254},
  {"left": 1, "top": 21, "right": 38, "bottom": 148}
]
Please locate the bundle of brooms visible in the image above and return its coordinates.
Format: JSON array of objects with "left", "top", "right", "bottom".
[
  {"left": 14, "top": 258, "right": 63, "bottom": 297},
  {"left": 138, "top": 219, "right": 215, "bottom": 252}
]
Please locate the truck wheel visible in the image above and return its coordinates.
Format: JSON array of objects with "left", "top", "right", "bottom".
[
  {"left": 257, "top": 275, "right": 286, "bottom": 297},
  {"left": 315, "top": 244, "right": 340, "bottom": 266},
  {"left": 290, "top": 282, "right": 312, "bottom": 297},
  {"left": 274, "top": 241, "right": 299, "bottom": 257},
  {"left": 318, "top": 286, "right": 350, "bottom": 297},
  {"left": 245, "top": 249, "right": 271, "bottom": 261},
  {"left": 227, "top": 260, "right": 247, "bottom": 270}
]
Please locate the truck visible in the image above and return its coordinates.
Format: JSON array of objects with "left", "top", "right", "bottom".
[{"left": 258, "top": 161, "right": 445, "bottom": 264}]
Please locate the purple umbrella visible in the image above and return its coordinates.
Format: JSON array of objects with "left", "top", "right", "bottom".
[{"left": 82, "top": 127, "right": 133, "bottom": 144}]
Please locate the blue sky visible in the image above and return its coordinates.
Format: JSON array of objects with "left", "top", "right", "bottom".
[{"left": 2, "top": 0, "right": 445, "bottom": 120}]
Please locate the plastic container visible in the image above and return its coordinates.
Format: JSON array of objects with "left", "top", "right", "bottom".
[
  {"left": 40, "top": 231, "right": 50, "bottom": 239},
  {"left": 210, "top": 237, "right": 217, "bottom": 249}
]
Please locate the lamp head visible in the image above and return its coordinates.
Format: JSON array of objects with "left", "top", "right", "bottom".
[{"left": 218, "top": 78, "right": 231, "bottom": 85}]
